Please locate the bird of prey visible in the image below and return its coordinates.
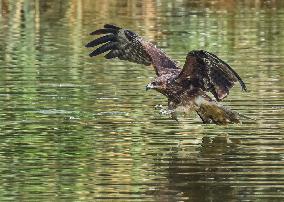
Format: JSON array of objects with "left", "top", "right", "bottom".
[{"left": 86, "top": 24, "right": 247, "bottom": 124}]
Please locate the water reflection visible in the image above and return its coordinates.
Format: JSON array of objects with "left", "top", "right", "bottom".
[
  {"left": 0, "top": 0, "right": 284, "bottom": 201},
  {"left": 150, "top": 133, "right": 237, "bottom": 201},
  {"left": 152, "top": 132, "right": 284, "bottom": 201}
]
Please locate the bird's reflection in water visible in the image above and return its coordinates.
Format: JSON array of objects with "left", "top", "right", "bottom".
[{"left": 149, "top": 133, "right": 242, "bottom": 202}]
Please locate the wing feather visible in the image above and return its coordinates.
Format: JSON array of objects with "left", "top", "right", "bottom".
[
  {"left": 176, "top": 50, "right": 247, "bottom": 101},
  {"left": 85, "top": 34, "right": 115, "bottom": 47},
  {"left": 89, "top": 42, "right": 118, "bottom": 57},
  {"left": 90, "top": 28, "right": 118, "bottom": 35},
  {"left": 86, "top": 24, "right": 179, "bottom": 75}
]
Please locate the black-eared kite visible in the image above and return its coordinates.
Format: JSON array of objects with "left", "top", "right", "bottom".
[{"left": 86, "top": 24, "right": 247, "bottom": 124}]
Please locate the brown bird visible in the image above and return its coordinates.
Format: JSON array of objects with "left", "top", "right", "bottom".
[{"left": 86, "top": 24, "right": 247, "bottom": 124}]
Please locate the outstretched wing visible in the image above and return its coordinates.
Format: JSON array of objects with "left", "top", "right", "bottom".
[
  {"left": 176, "top": 50, "right": 247, "bottom": 101},
  {"left": 86, "top": 24, "right": 179, "bottom": 75}
]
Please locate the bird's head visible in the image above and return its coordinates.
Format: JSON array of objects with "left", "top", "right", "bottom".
[{"left": 146, "top": 76, "right": 172, "bottom": 94}]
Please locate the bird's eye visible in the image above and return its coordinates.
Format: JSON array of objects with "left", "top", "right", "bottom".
[{"left": 152, "top": 81, "right": 157, "bottom": 86}]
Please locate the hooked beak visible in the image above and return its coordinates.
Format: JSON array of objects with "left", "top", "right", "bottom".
[{"left": 146, "top": 83, "right": 154, "bottom": 91}]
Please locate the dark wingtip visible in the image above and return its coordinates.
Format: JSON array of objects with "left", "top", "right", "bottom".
[
  {"left": 85, "top": 35, "right": 115, "bottom": 48},
  {"left": 89, "top": 29, "right": 102, "bottom": 35},
  {"left": 104, "top": 24, "right": 121, "bottom": 30},
  {"left": 236, "top": 76, "right": 247, "bottom": 92},
  {"left": 89, "top": 28, "right": 117, "bottom": 35},
  {"left": 240, "top": 81, "right": 247, "bottom": 92},
  {"left": 89, "top": 42, "right": 117, "bottom": 57},
  {"left": 85, "top": 41, "right": 93, "bottom": 48}
]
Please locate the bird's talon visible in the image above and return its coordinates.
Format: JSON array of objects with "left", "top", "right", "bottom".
[{"left": 154, "top": 104, "right": 164, "bottom": 110}]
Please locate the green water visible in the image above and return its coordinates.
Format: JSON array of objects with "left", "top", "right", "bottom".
[{"left": 0, "top": 0, "right": 284, "bottom": 201}]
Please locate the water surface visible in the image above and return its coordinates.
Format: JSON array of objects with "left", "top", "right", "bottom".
[{"left": 0, "top": 0, "right": 284, "bottom": 201}]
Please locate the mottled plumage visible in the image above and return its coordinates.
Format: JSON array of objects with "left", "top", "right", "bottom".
[{"left": 86, "top": 24, "right": 247, "bottom": 124}]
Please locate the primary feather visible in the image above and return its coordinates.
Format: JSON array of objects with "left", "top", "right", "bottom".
[{"left": 86, "top": 24, "right": 179, "bottom": 75}]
